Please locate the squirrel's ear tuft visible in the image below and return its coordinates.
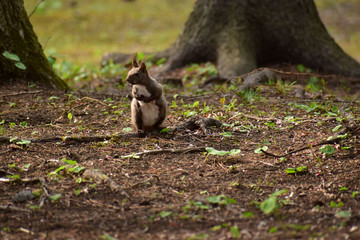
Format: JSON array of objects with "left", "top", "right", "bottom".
[
  {"left": 132, "top": 55, "right": 139, "bottom": 67},
  {"left": 140, "top": 62, "right": 147, "bottom": 72}
]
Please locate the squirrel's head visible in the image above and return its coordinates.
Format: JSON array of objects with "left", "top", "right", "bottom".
[{"left": 126, "top": 56, "right": 149, "bottom": 85}]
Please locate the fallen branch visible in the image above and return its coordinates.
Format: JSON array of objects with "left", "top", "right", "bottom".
[
  {"left": 0, "top": 134, "right": 136, "bottom": 145},
  {"left": 0, "top": 177, "right": 41, "bottom": 184},
  {"left": 0, "top": 90, "right": 43, "bottom": 98},
  {"left": 122, "top": 146, "right": 207, "bottom": 158},
  {"left": 0, "top": 204, "right": 32, "bottom": 213}
]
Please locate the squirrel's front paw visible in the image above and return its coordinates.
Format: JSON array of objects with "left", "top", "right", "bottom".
[{"left": 135, "top": 95, "right": 145, "bottom": 101}]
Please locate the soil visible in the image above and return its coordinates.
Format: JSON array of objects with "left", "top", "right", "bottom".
[{"left": 0, "top": 68, "right": 360, "bottom": 240}]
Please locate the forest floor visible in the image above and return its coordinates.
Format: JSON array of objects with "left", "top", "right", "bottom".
[{"left": 0, "top": 65, "right": 360, "bottom": 240}]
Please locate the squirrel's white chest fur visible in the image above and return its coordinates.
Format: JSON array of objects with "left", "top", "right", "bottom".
[{"left": 134, "top": 85, "right": 159, "bottom": 127}]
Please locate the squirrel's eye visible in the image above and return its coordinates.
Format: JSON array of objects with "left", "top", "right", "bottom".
[{"left": 135, "top": 73, "right": 139, "bottom": 76}]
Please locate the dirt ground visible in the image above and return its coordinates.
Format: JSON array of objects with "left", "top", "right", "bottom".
[{"left": 0, "top": 67, "right": 360, "bottom": 240}]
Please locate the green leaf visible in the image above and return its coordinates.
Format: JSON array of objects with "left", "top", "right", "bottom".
[
  {"left": 16, "top": 139, "right": 31, "bottom": 145},
  {"left": 206, "top": 147, "right": 229, "bottom": 156},
  {"left": 242, "top": 211, "right": 254, "bottom": 218},
  {"left": 158, "top": 211, "right": 172, "bottom": 218},
  {"left": 332, "top": 124, "right": 342, "bottom": 132},
  {"left": 160, "top": 127, "right": 169, "bottom": 133},
  {"left": 330, "top": 201, "right": 343, "bottom": 208},
  {"left": 270, "top": 189, "right": 288, "bottom": 198},
  {"left": 121, "top": 154, "right": 140, "bottom": 159},
  {"left": 2, "top": 51, "right": 20, "bottom": 61},
  {"left": 296, "top": 166, "right": 308, "bottom": 173},
  {"left": 285, "top": 168, "right": 296, "bottom": 174},
  {"left": 297, "top": 64, "right": 305, "bottom": 73},
  {"left": 269, "top": 227, "right": 278, "bottom": 233},
  {"left": 260, "top": 197, "right": 277, "bottom": 214},
  {"left": 50, "top": 193, "right": 62, "bottom": 203},
  {"left": 320, "top": 145, "right": 335, "bottom": 155},
  {"left": 72, "top": 166, "right": 85, "bottom": 174},
  {"left": 15, "top": 62, "right": 26, "bottom": 70},
  {"left": 211, "top": 225, "right": 222, "bottom": 231},
  {"left": 335, "top": 211, "right": 351, "bottom": 218},
  {"left": 61, "top": 158, "right": 77, "bottom": 165},
  {"left": 230, "top": 226, "right": 240, "bottom": 239},
  {"left": 68, "top": 112, "right": 73, "bottom": 121},
  {"left": 206, "top": 147, "right": 240, "bottom": 156},
  {"left": 254, "top": 146, "right": 268, "bottom": 154},
  {"left": 288, "top": 224, "right": 310, "bottom": 231},
  {"left": 122, "top": 127, "right": 133, "bottom": 133},
  {"left": 352, "top": 191, "right": 360, "bottom": 198},
  {"left": 339, "top": 186, "right": 347, "bottom": 191},
  {"left": 156, "top": 57, "right": 166, "bottom": 65},
  {"left": 220, "top": 132, "right": 233, "bottom": 137}
]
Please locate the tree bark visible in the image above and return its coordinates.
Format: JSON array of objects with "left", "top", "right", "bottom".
[
  {"left": 162, "top": 0, "right": 360, "bottom": 78},
  {"left": 0, "top": 0, "right": 67, "bottom": 90}
]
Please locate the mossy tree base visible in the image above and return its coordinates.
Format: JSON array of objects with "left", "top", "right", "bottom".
[
  {"left": 160, "top": 0, "right": 360, "bottom": 78},
  {"left": 0, "top": 0, "right": 67, "bottom": 90}
]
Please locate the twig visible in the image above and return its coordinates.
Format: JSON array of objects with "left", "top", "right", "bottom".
[
  {"left": 0, "top": 90, "right": 43, "bottom": 98},
  {"left": 231, "top": 113, "right": 277, "bottom": 122},
  {"left": 0, "top": 134, "right": 136, "bottom": 145},
  {"left": 39, "top": 177, "right": 50, "bottom": 208},
  {"left": 28, "top": 0, "right": 45, "bottom": 18},
  {"left": 131, "top": 175, "right": 160, "bottom": 188},
  {"left": 0, "top": 205, "right": 32, "bottom": 213},
  {"left": 122, "top": 147, "right": 207, "bottom": 158},
  {"left": 0, "top": 177, "right": 41, "bottom": 184},
  {"left": 80, "top": 96, "right": 108, "bottom": 106}
]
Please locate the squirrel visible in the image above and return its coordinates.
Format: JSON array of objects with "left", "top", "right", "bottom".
[{"left": 126, "top": 56, "right": 167, "bottom": 135}]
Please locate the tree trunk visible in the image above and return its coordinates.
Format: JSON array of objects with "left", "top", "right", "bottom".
[
  {"left": 163, "top": 0, "right": 360, "bottom": 78},
  {"left": 0, "top": 0, "right": 67, "bottom": 90}
]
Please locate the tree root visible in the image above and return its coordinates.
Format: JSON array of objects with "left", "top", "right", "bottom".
[
  {"left": 201, "top": 67, "right": 344, "bottom": 90},
  {"left": 173, "top": 116, "right": 223, "bottom": 133}
]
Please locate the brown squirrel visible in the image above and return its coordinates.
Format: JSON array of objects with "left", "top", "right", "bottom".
[{"left": 126, "top": 56, "right": 167, "bottom": 134}]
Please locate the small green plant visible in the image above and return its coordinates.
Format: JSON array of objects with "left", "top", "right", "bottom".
[
  {"left": 320, "top": 145, "right": 335, "bottom": 155},
  {"left": 335, "top": 211, "right": 351, "bottom": 218},
  {"left": 183, "top": 201, "right": 209, "bottom": 213},
  {"left": 297, "top": 64, "right": 312, "bottom": 73},
  {"left": 254, "top": 146, "right": 268, "bottom": 154},
  {"left": 242, "top": 211, "right": 254, "bottom": 218},
  {"left": 158, "top": 211, "right": 172, "bottom": 218},
  {"left": 49, "top": 193, "right": 62, "bottom": 203},
  {"left": 285, "top": 166, "right": 308, "bottom": 175},
  {"left": 237, "top": 89, "right": 262, "bottom": 103},
  {"left": 259, "top": 189, "right": 288, "bottom": 215},
  {"left": 330, "top": 201, "right": 343, "bottom": 208},
  {"left": 49, "top": 158, "right": 85, "bottom": 178},
  {"left": 67, "top": 112, "right": 73, "bottom": 122},
  {"left": 206, "top": 194, "right": 236, "bottom": 207},
  {"left": 205, "top": 147, "right": 241, "bottom": 156},
  {"left": 2, "top": 51, "right": 26, "bottom": 70},
  {"left": 306, "top": 76, "right": 324, "bottom": 92}
]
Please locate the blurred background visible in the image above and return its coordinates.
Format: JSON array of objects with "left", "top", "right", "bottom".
[
  {"left": 23, "top": 0, "right": 360, "bottom": 90},
  {"left": 24, "top": 0, "right": 196, "bottom": 65},
  {"left": 24, "top": 0, "right": 360, "bottom": 65}
]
